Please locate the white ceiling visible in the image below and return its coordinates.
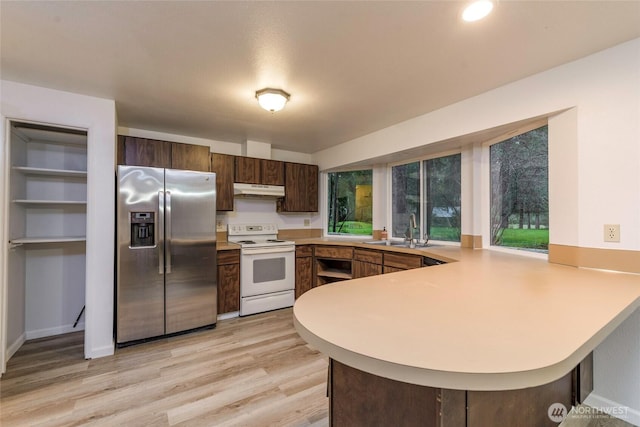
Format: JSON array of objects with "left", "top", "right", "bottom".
[{"left": 1, "top": 1, "right": 639, "bottom": 154}]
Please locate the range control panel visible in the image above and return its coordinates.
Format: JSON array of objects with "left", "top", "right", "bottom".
[{"left": 228, "top": 223, "right": 278, "bottom": 236}]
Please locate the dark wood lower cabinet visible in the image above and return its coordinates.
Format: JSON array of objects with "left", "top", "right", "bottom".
[
  {"left": 331, "top": 359, "right": 439, "bottom": 427},
  {"left": 353, "top": 260, "right": 382, "bottom": 278},
  {"left": 295, "top": 256, "right": 313, "bottom": 298},
  {"left": 353, "top": 249, "right": 382, "bottom": 279},
  {"left": 330, "top": 356, "right": 591, "bottom": 427},
  {"left": 466, "top": 375, "right": 572, "bottom": 427},
  {"left": 217, "top": 250, "right": 240, "bottom": 314}
]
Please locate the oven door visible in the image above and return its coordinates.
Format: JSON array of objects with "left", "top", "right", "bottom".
[{"left": 241, "top": 246, "right": 295, "bottom": 297}]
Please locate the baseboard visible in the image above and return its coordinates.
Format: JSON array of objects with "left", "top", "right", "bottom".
[
  {"left": 25, "top": 322, "right": 85, "bottom": 340},
  {"left": 86, "top": 343, "right": 115, "bottom": 359},
  {"left": 218, "top": 311, "right": 239, "bottom": 321},
  {"left": 583, "top": 392, "right": 640, "bottom": 426},
  {"left": 7, "top": 332, "right": 26, "bottom": 360}
]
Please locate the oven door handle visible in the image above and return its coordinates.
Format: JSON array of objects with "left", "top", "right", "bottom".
[{"left": 241, "top": 246, "right": 295, "bottom": 255}]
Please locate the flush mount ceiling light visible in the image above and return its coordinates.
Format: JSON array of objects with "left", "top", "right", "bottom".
[
  {"left": 255, "top": 88, "right": 290, "bottom": 112},
  {"left": 462, "top": 0, "right": 494, "bottom": 22}
]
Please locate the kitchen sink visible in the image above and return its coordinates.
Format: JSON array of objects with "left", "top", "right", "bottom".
[{"left": 361, "top": 240, "right": 437, "bottom": 248}]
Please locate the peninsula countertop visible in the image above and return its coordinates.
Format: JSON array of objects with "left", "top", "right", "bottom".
[{"left": 293, "top": 245, "right": 640, "bottom": 391}]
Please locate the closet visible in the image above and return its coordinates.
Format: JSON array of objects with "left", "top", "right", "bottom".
[{"left": 5, "top": 121, "right": 87, "bottom": 359}]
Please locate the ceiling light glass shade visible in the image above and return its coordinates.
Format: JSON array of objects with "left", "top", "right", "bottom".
[
  {"left": 462, "top": 0, "right": 494, "bottom": 22},
  {"left": 255, "top": 88, "right": 290, "bottom": 112}
]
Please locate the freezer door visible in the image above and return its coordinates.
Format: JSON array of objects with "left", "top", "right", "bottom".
[
  {"left": 165, "top": 169, "right": 217, "bottom": 334},
  {"left": 117, "top": 166, "right": 165, "bottom": 343}
]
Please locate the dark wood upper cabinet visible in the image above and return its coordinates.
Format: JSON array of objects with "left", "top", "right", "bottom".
[
  {"left": 118, "top": 136, "right": 171, "bottom": 168},
  {"left": 261, "top": 159, "right": 285, "bottom": 185},
  {"left": 235, "top": 157, "right": 261, "bottom": 184},
  {"left": 306, "top": 163, "right": 319, "bottom": 212},
  {"left": 210, "top": 153, "right": 235, "bottom": 211},
  {"left": 117, "top": 136, "right": 210, "bottom": 172},
  {"left": 234, "top": 157, "right": 284, "bottom": 185},
  {"left": 171, "top": 142, "right": 210, "bottom": 172},
  {"left": 277, "top": 162, "right": 319, "bottom": 212}
]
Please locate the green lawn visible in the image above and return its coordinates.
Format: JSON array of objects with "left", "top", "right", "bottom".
[
  {"left": 428, "top": 226, "right": 460, "bottom": 242},
  {"left": 328, "top": 221, "right": 373, "bottom": 235},
  {"left": 499, "top": 228, "right": 549, "bottom": 250}
]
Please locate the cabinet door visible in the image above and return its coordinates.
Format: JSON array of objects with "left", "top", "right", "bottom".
[
  {"left": 384, "top": 252, "right": 423, "bottom": 270},
  {"left": 383, "top": 265, "right": 405, "bottom": 274},
  {"left": 217, "top": 263, "right": 240, "bottom": 314},
  {"left": 211, "top": 153, "right": 235, "bottom": 211},
  {"left": 261, "top": 159, "right": 285, "bottom": 185},
  {"left": 171, "top": 142, "right": 210, "bottom": 172},
  {"left": 235, "top": 157, "right": 261, "bottom": 184},
  {"left": 283, "top": 162, "right": 305, "bottom": 211},
  {"left": 278, "top": 162, "right": 319, "bottom": 213},
  {"left": 353, "top": 260, "right": 382, "bottom": 279},
  {"left": 295, "top": 256, "right": 313, "bottom": 299},
  {"left": 119, "top": 136, "right": 171, "bottom": 168},
  {"left": 305, "top": 164, "right": 319, "bottom": 212},
  {"left": 217, "top": 250, "right": 240, "bottom": 314}
]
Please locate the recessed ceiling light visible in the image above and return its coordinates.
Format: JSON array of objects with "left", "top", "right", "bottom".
[
  {"left": 255, "top": 88, "right": 290, "bottom": 112},
  {"left": 462, "top": 0, "right": 494, "bottom": 22}
]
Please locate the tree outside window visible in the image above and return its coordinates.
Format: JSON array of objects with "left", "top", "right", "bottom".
[
  {"left": 391, "top": 162, "right": 420, "bottom": 238},
  {"left": 490, "top": 125, "right": 548, "bottom": 251},
  {"left": 424, "top": 154, "right": 461, "bottom": 242},
  {"left": 327, "top": 170, "right": 373, "bottom": 236}
]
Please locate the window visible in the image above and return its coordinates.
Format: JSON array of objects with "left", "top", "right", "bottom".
[
  {"left": 423, "top": 154, "right": 461, "bottom": 242},
  {"left": 490, "top": 125, "right": 548, "bottom": 252},
  {"left": 390, "top": 154, "right": 461, "bottom": 242},
  {"left": 391, "top": 162, "right": 420, "bottom": 238},
  {"left": 327, "top": 170, "right": 373, "bottom": 236}
]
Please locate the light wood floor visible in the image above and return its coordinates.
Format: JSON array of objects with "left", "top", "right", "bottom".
[
  {"left": 0, "top": 308, "right": 329, "bottom": 427},
  {"left": 2, "top": 309, "right": 634, "bottom": 427}
]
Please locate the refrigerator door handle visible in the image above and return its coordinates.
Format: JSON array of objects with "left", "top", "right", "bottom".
[
  {"left": 165, "top": 190, "right": 172, "bottom": 274},
  {"left": 158, "top": 190, "right": 165, "bottom": 275}
]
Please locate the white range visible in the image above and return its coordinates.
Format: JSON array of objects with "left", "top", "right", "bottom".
[{"left": 227, "top": 223, "right": 295, "bottom": 316}]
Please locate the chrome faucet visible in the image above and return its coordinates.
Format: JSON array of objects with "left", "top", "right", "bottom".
[{"left": 406, "top": 213, "right": 417, "bottom": 248}]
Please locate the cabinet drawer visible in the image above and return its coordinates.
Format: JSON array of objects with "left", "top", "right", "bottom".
[
  {"left": 354, "top": 248, "right": 382, "bottom": 264},
  {"left": 383, "top": 252, "right": 423, "bottom": 270},
  {"left": 217, "top": 249, "right": 240, "bottom": 265},
  {"left": 315, "top": 245, "right": 353, "bottom": 260},
  {"left": 296, "top": 245, "right": 313, "bottom": 258}
]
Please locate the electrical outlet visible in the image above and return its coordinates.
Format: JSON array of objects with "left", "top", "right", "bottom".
[
  {"left": 604, "top": 224, "right": 620, "bottom": 242},
  {"left": 216, "top": 219, "right": 225, "bottom": 232},
  {"left": 304, "top": 219, "right": 310, "bottom": 227}
]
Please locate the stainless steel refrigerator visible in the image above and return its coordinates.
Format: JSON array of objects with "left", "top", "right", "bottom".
[{"left": 117, "top": 166, "right": 217, "bottom": 345}]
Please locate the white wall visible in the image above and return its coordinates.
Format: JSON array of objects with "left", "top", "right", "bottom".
[
  {"left": 313, "top": 38, "right": 640, "bottom": 422},
  {"left": 1, "top": 80, "right": 117, "bottom": 362}
]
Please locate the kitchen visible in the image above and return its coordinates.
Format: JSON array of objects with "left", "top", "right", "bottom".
[{"left": 1, "top": 1, "right": 640, "bottom": 426}]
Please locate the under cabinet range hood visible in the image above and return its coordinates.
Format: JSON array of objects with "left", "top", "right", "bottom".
[{"left": 233, "top": 182, "right": 285, "bottom": 198}]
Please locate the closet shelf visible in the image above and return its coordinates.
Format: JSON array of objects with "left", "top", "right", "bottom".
[
  {"left": 11, "top": 236, "right": 86, "bottom": 244},
  {"left": 12, "top": 166, "right": 87, "bottom": 177},
  {"left": 13, "top": 199, "right": 87, "bottom": 205}
]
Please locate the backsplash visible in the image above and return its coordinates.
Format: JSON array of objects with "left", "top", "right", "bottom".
[{"left": 217, "top": 197, "right": 322, "bottom": 233}]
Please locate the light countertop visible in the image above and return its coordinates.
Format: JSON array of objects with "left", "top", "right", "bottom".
[
  {"left": 216, "top": 241, "right": 240, "bottom": 251},
  {"left": 293, "top": 245, "right": 640, "bottom": 391}
]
